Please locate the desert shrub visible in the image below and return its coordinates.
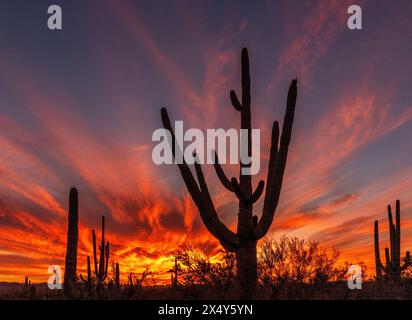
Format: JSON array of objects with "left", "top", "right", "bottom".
[
  {"left": 258, "top": 236, "right": 343, "bottom": 286},
  {"left": 172, "top": 244, "right": 236, "bottom": 295}
]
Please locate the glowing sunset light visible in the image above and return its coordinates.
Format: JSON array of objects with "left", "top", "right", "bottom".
[{"left": 1, "top": 0, "right": 412, "bottom": 286}]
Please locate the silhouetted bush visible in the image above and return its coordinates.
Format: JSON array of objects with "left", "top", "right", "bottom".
[
  {"left": 258, "top": 236, "right": 343, "bottom": 285},
  {"left": 172, "top": 244, "right": 236, "bottom": 295}
]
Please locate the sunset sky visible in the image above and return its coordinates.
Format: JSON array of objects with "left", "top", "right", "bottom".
[{"left": 1, "top": 0, "right": 412, "bottom": 284}]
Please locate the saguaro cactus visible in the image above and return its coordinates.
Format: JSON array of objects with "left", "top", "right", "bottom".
[
  {"left": 24, "top": 276, "right": 29, "bottom": 290},
  {"left": 161, "top": 48, "right": 297, "bottom": 297},
  {"left": 23, "top": 275, "right": 31, "bottom": 296},
  {"left": 64, "top": 188, "right": 78, "bottom": 295},
  {"left": 374, "top": 200, "right": 411, "bottom": 279},
  {"left": 115, "top": 263, "right": 120, "bottom": 289},
  {"left": 169, "top": 257, "right": 179, "bottom": 287},
  {"left": 92, "top": 216, "right": 110, "bottom": 289}
]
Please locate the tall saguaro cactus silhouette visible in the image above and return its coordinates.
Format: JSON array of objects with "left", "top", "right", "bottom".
[
  {"left": 374, "top": 200, "right": 410, "bottom": 279},
  {"left": 64, "top": 188, "right": 78, "bottom": 295},
  {"left": 161, "top": 48, "right": 297, "bottom": 297},
  {"left": 92, "top": 215, "right": 110, "bottom": 289}
]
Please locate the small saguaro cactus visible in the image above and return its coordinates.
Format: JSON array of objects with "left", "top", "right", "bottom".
[
  {"left": 23, "top": 275, "right": 31, "bottom": 296},
  {"left": 374, "top": 200, "right": 411, "bottom": 279},
  {"left": 64, "top": 188, "right": 79, "bottom": 295},
  {"left": 169, "top": 257, "right": 179, "bottom": 287},
  {"left": 115, "top": 263, "right": 120, "bottom": 290},
  {"left": 92, "top": 215, "right": 110, "bottom": 289},
  {"left": 24, "top": 276, "right": 29, "bottom": 290}
]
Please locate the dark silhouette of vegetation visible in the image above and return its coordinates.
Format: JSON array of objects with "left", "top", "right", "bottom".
[
  {"left": 258, "top": 237, "right": 342, "bottom": 285},
  {"left": 93, "top": 215, "right": 110, "bottom": 291},
  {"left": 5, "top": 232, "right": 412, "bottom": 300},
  {"left": 63, "top": 187, "right": 78, "bottom": 296},
  {"left": 172, "top": 244, "right": 236, "bottom": 295},
  {"left": 157, "top": 239, "right": 369, "bottom": 299},
  {"left": 115, "top": 263, "right": 120, "bottom": 290},
  {"left": 168, "top": 257, "right": 180, "bottom": 287},
  {"left": 374, "top": 200, "right": 411, "bottom": 280},
  {"left": 6, "top": 47, "right": 412, "bottom": 300},
  {"left": 60, "top": 192, "right": 154, "bottom": 299},
  {"left": 161, "top": 48, "right": 298, "bottom": 298}
]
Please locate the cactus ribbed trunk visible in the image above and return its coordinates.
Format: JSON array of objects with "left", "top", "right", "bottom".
[
  {"left": 161, "top": 48, "right": 297, "bottom": 298},
  {"left": 64, "top": 188, "right": 78, "bottom": 295},
  {"left": 237, "top": 238, "right": 257, "bottom": 298}
]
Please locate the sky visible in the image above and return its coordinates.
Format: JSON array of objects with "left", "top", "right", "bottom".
[{"left": 1, "top": 0, "right": 412, "bottom": 284}]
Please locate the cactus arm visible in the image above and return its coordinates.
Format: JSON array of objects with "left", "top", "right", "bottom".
[
  {"left": 390, "top": 223, "right": 396, "bottom": 269},
  {"left": 103, "top": 243, "right": 109, "bottom": 280},
  {"left": 193, "top": 155, "right": 215, "bottom": 207},
  {"left": 100, "top": 216, "right": 106, "bottom": 279},
  {"left": 193, "top": 159, "right": 240, "bottom": 249},
  {"left": 260, "top": 120, "right": 279, "bottom": 222},
  {"left": 380, "top": 261, "right": 387, "bottom": 273},
  {"left": 230, "top": 90, "right": 242, "bottom": 111},
  {"left": 231, "top": 178, "right": 264, "bottom": 205},
  {"left": 212, "top": 151, "right": 234, "bottom": 192},
  {"left": 230, "top": 48, "right": 251, "bottom": 112},
  {"left": 385, "top": 247, "right": 391, "bottom": 274},
  {"left": 162, "top": 108, "right": 239, "bottom": 249},
  {"left": 161, "top": 107, "right": 206, "bottom": 205},
  {"left": 231, "top": 177, "right": 248, "bottom": 203},
  {"left": 388, "top": 205, "right": 395, "bottom": 264},
  {"left": 92, "top": 229, "right": 98, "bottom": 276},
  {"left": 249, "top": 180, "right": 265, "bottom": 204},
  {"left": 254, "top": 79, "right": 297, "bottom": 239},
  {"left": 401, "top": 251, "right": 410, "bottom": 271}
]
